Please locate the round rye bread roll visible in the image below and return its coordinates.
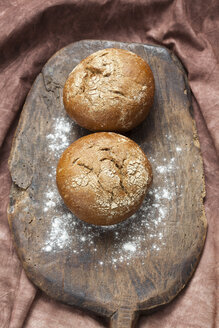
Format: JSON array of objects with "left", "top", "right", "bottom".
[
  {"left": 56, "top": 132, "right": 153, "bottom": 226},
  {"left": 63, "top": 48, "right": 155, "bottom": 132}
]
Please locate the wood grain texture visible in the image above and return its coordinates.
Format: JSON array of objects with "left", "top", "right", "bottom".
[{"left": 7, "top": 40, "right": 207, "bottom": 328}]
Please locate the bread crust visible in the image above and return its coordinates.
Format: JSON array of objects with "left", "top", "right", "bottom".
[
  {"left": 63, "top": 48, "right": 155, "bottom": 132},
  {"left": 56, "top": 132, "right": 152, "bottom": 225}
]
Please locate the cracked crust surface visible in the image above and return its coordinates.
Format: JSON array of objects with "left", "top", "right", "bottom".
[
  {"left": 56, "top": 132, "right": 152, "bottom": 225},
  {"left": 63, "top": 48, "right": 155, "bottom": 132}
]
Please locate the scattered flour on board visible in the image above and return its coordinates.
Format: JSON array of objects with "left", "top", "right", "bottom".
[
  {"left": 42, "top": 116, "right": 182, "bottom": 268},
  {"left": 176, "top": 146, "right": 182, "bottom": 152},
  {"left": 42, "top": 216, "right": 70, "bottom": 252},
  {"left": 46, "top": 117, "right": 72, "bottom": 155},
  {"left": 123, "top": 243, "right": 136, "bottom": 252}
]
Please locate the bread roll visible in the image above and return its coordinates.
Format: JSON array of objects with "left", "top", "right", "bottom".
[
  {"left": 63, "top": 48, "right": 155, "bottom": 132},
  {"left": 56, "top": 132, "right": 152, "bottom": 225}
]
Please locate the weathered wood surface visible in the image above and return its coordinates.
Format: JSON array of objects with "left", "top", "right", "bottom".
[{"left": 8, "top": 40, "right": 207, "bottom": 328}]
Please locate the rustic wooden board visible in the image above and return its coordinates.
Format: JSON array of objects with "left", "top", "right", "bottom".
[{"left": 8, "top": 40, "right": 207, "bottom": 328}]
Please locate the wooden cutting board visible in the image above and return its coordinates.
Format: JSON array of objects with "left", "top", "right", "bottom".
[{"left": 8, "top": 40, "right": 207, "bottom": 327}]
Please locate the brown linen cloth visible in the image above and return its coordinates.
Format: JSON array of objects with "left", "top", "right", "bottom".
[{"left": 0, "top": 0, "right": 218, "bottom": 327}]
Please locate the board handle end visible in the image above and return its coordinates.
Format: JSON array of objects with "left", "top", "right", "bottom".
[{"left": 110, "top": 307, "right": 138, "bottom": 328}]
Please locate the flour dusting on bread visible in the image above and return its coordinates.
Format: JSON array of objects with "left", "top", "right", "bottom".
[
  {"left": 63, "top": 48, "right": 155, "bottom": 132},
  {"left": 56, "top": 132, "right": 152, "bottom": 225}
]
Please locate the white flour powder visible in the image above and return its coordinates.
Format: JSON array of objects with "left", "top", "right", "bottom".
[{"left": 42, "top": 116, "right": 182, "bottom": 268}]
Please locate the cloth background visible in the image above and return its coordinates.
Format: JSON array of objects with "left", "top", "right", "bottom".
[{"left": 0, "top": 0, "right": 218, "bottom": 327}]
